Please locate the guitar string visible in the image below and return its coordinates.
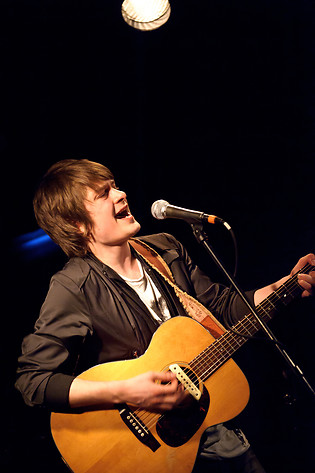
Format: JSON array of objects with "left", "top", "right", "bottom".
[
  {"left": 190, "top": 264, "right": 311, "bottom": 381},
  {"left": 153, "top": 265, "right": 308, "bottom": 387},
  {"left": 190, "top": 269, "right": 305, "bottom": 379},
  {"left": 159, "top": 268, "right": 309, "bottom": 423},
  {"left": 131, "top": 311, "right": 256, "bottom": 430},
  {"left": 136, "top": 238, "right": 312, "bottom": 390},
  {"left": 134, "top": 238, "right": 312, "bottom": 385},
  {"left": 186, "top": 264, "right": 311, "bottom": 412},
  {"left": 176, "top": 264, "right": 309, "bottom": 380},
  {"left": 130, "top": 264, "right": 313, "bottom": 431},
  {"left": 132, "top": 265, "right": 310, "bottom": 428},
  {"left": 133, "top": 289, "right": 303, "bottom": 431},
  {"left": 195, "top": 263, "right": 311, "bottom": 364}
]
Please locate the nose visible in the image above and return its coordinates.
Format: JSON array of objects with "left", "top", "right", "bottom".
[{"left": 110, "top": 187, "right": 127, "bottom": 203}]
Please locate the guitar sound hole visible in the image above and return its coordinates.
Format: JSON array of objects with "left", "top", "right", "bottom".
[{"left": 156, "top": 369, "right": 210, "bottom": 447}]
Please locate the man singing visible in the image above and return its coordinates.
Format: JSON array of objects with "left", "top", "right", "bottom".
[{"left": 16, "top": 159, "right": 315, "bottom": 473}]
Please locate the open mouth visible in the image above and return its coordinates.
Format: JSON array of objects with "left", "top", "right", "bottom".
[{"left": 115, "top": 206, "right": 131, "bottom": 219}]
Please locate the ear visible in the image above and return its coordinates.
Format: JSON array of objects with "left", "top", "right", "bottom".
[
  {"left": 76, "top": 222, "right": 94, "bottom": 243},
  {"left": 76, "top": 222, "right": 87, "bottom": 235}
]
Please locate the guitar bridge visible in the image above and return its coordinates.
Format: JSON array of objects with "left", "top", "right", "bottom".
[{"left": 119, "top": 405, "right": 161, "bottom": 452}]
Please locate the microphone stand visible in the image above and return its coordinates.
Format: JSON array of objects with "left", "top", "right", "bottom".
[{"left": 190, "top": 223, "right": 315, "bottom": 398}]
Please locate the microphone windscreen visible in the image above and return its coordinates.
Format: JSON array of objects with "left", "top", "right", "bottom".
[{"left": 151, "top": 200, "right": 169, "bottom": 219}]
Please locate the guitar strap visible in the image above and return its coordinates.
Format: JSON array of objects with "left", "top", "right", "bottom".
[{"left": 130, "top": 238, "right": 226, "bottom": 339}]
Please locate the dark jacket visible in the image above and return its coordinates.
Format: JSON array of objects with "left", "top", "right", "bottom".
[{"left": 15, "top": 233, "right": 255, "bottom": 410}]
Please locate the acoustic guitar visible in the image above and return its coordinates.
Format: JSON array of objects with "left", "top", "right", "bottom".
[{"left": 51, "top": 262, "right": 314, "bottom": 473}]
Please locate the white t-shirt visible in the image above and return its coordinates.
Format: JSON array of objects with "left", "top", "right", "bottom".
[{"left": 119, "top": 259, "right": 171, "bottom": 324}]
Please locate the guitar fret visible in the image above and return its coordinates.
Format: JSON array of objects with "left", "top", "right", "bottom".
[
  {"left": 243, "top": 315, "right": 258, "bottom": 333},
  {"left": 191, "top": 330, "right": 247, "bottom": 379},
  {"left": 259, "top": 299, "right": 276, "bottom": 318},
  {"left": 190, "top": 263, "right": 315, "bottom": 381}
]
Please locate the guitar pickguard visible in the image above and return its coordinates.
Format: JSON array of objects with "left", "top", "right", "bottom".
[{"left": 156, "top": 369, "right": 210, "bottom": 448}]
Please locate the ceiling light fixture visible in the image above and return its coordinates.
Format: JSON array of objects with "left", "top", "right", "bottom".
[{"left": 121, "top": 0, "right": 171, "bottom": 31}]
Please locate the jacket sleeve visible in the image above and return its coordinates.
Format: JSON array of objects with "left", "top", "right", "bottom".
[
  {"left": 158, "top": 233, "right": 256, "bottom": 326},
  {"left": 15, "top": 273, "right": 93, "bottom": 410}
]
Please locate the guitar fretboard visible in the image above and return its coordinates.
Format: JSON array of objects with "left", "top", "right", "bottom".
[{"left": 190, "top": 263, "right": 314, "bottom": 381}]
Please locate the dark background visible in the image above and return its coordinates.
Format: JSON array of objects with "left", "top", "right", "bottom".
[{"left": 2, "top": 1, "right": 315, "bottom": 472}]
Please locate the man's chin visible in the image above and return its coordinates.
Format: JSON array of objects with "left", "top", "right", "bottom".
[{"left": 130, "top": 221, "right": 141, "bottom": 237}]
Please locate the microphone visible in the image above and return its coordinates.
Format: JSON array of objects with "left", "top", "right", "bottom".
[{"left": 151, "top": 200, "right": 231, "bottom": 229}]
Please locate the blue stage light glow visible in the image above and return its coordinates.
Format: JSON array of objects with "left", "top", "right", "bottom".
[{"left": 14, "top": 229, "right": 59, "bottom": 259}]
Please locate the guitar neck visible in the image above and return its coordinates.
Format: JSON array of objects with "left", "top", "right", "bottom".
[{"left": 191, "top": 262, "right": 315, "bottom": 380}]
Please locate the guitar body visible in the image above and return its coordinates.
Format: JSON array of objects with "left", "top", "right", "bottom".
[{"left": 51, "top": 317, "right": 250, "bottom": 473}]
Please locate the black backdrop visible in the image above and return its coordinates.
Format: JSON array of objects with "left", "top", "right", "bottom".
[{"left": 2, "top": 1, "right": 315, "bottom": 472}]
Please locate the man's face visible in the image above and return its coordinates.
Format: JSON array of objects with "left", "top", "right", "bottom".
[{"left": 83, "top": 180, "right": 141, "bottom": 249}]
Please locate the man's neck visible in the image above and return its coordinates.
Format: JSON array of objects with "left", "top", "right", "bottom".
[{"left": 90, "top": 240, "right": 141, "bottom": 279}]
